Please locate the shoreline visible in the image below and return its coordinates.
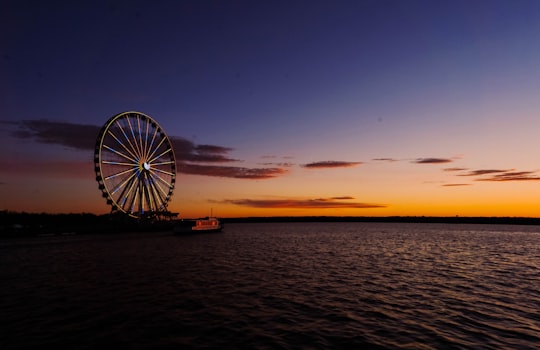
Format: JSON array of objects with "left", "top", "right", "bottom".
[{"left": 3, "top": 211, "right": 540, "bottom": 237}]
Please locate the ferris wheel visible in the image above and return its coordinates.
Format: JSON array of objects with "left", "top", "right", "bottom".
[{"left": 94, "top": 111, "right": 176, "bottom": 219}]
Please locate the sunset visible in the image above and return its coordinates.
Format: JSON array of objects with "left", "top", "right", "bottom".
[
  {"left": 2, "top": 1, "right": 540, "bottom": 218},
  {"left": 2, "top": 2, "right": 540, "bottom": 349}
]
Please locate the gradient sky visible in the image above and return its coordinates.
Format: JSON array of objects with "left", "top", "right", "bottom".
[{"left": 2, "top": 0, "right": 540, "bottom": 218}]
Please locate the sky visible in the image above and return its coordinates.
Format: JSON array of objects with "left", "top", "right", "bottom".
[{"left": 2, "top": 0, "right": 540, "bottom": 218}]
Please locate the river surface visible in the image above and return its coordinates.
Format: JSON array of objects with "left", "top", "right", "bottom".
[{"left": 1, "top": 222, "right": 540, "bottom": 349}]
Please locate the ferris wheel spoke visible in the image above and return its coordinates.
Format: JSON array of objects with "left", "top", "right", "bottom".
[
  {"left": 148, "top": 169, "right": 174, "bottom": 194},
  {"left": 129, "top": 180, "right": 139, "bottom": 213},
  {"left": 125, "top": 176, "right": 141, "bottom": 213},
  {"left": 148, "top": 176, "right": 169, "bottom": 207},
  {"left": 151, "top": 167, "right": 175, "bottom": 177},
  {"left": 148, "top": 176, "right": 166, "bottom": 210},
  {"left": 143, "top": 118, "right": 151, "bottom": 163},
  {"left": 104, "top": 166, "right": 137, "bottom": 181},
  {"left": 138, "top": 177, "right": 148, "bottom": 213},
  {"left": 116, "top": 173, "right": 139, "bottom": 211},
  {"left": 146, "top": 137, "right": 167, "bottom": 163},
  {"left": 102, "top": 160, "right": 136, "bottom": 167},
  {"left": 116, "top": 120, "right": 142, "bottom": 160},
  {"left": 103, "top": 144, "right": 137, "bottom": 164},
  {"left": 144, "top": 185, "right": 155, "bottom": 212},
  {"left": 126, "top": 116, "right": 143, "bottom": 157},
  {"left": 139, "top": 177, "right": 149, "bottom": 213},
  {"left": 136, "top": 114, "right": 145, "bottom": 160},
  {"left": 154, "top": 181, "right": 169, "bottom": 202},
  {"left": 148, "top": 171, "right": 167, "bottom": 199},
  {"left": 150, "top": 160, "right": 175, "bottom": 166},
  {"left": 139, "top": 172, "right": 150, "bottom": 212},
  {"left": 148, "top": 147, "right": 173, "bottom": 164},
  {"left": 144, "top": 172, "right": 161, "bottom": 211},
  {"left": 148, "top": 168, "right": 169, "bottom": 185},
  {"left": 145, "top": 127, "right": 159, "bottom": 162},
  {"left": 109, "top": 171, "right": 138, "bottom": 195},
  {"left": 140, "top": 175, "right": 152, "bottom": 213},
  {"left": 107, "top": 130, "right": 139, "bottom": 161},
  {"left": 112, "top": 175, "right": 139, "bottom": 208}
]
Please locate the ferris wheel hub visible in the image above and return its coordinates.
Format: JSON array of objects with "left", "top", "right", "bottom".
[{"left": 143, "top": 162, "right": 150, "bottom": 171}]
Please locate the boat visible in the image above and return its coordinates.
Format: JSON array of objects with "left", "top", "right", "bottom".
[
  {"left": 191, "top": 217, "right": 223, "bottom": 232},
  {"left": 173, "top": 217, "right": 223, "bottom": 234}
]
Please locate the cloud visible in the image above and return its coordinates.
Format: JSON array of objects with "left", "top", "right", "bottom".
[
  {"left": 372, "top": 158, "right": 399, "bottom": 162},
  {"left": 258, "top": 155, "right": 295, "bottom": 167},
  {"left": 6, "top": 119, "right": 285, "bottom": 180},
  {"left": 413, "top": 158, "right": 453, "bottom": 164},
  {"left": 450, "top": 168, "right": 540, "bottom": 181},
  {"left": 176, "top": 163, "right": 287, "bottom": 179},
  {"left": 458, "top": 169, "right": 511, "bottom": 176},
  {"left": 442, "top": 183, "right": 471, "bottom": 187},
  {"left": 223, "top": 197, "right": 387, "bottom": 209},
  {"left": 443, "top": 167, "right": 469, "bottom": 172},
  {"left": 170, "top": 137, "right": 237, "bottom": 163},
  {"left": 302, "top": 161, "right": 362, "bottom": 169},
  {"left": 8, "top": 119, "right": 100, "bottom": 151},
  {"left": 258, "top": 162, "right": 295, "bottom": 167},
  {"left": 171, "top": 139, "right": 289, "bottom": 179},
  {"left": 6, "top": 119, "right": 238, "bottom": 162},
  {"left": 476, "top": 171, "right": 540, "bottom": 182}
]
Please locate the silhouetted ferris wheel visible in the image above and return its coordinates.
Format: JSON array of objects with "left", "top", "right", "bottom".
[{"left": 94, "top": 111, "right": 176, "bottom": 219}]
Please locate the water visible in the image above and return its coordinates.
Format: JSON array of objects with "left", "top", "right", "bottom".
[{"left": 1, "top": 222, "right": 540, "bottom": 349}]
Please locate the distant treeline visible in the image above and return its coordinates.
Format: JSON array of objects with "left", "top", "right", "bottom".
[
  {"left": 3, "top": 211, "right": 540, "bottom": 237},
  {"left": 0, "top": 211, "right": 174, "bottom": 237}
]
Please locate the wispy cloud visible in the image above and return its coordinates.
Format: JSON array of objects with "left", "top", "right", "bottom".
[
  {"left": 442, "top": 183, "right": 471, "bottom": 187},
  {"left": 302, "top": 161, "right": 362, "bottom": 169},
  {"left": 413, "top": 158, "right": 453, "bottom": 164},
  {"left": 476, "top": 171, "right": 540, "bottom": 182},
  {"left": 448, "top": 167, "right": 540, "bottom": 182},
  {"left": 443, "top": 167, "right": 469, "bottom": 172},
  {"left": 258, "top": 162, "right": 295, "bottom": 167},
  {"left": 372, "top": 158, "right": 399, "bottom": 162},
  {"left": 176, "top": 163, "right": 287, "bottom": 179},
  {"left": 458, "top": 169, "right": 511, "bottom": 177},
  {"left": 258, "top": 155, "right": 295, "bottom": 167},
  {"left": 223, "top": 197, "right": 387, "bottom": 209}
]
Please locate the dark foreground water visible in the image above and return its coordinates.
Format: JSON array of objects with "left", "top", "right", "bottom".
[{"left": 1, "top": 222, "right": 540, "bottom": 349}]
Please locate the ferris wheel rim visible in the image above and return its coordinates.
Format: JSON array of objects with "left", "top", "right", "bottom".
[{"left": 94, "top": 111, "right": 176, "bottom": 218}]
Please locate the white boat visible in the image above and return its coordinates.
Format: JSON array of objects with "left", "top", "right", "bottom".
[
  {"left": 192, "top": 217, "right": 223, "bottom": 232},
  {"left": 173, "top": 216, "right": 223, "bottom": 234}
]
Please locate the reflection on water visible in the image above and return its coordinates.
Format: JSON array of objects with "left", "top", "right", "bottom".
[{"left": 1, "top": 222, "right": 540, "bottom": 349}]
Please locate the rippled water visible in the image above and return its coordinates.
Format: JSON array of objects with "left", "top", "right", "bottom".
[{"left": 1, "top": 222, "right": 540, "bottom": 349}]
